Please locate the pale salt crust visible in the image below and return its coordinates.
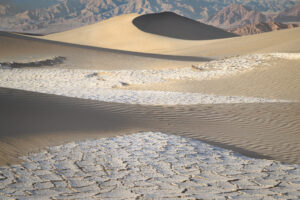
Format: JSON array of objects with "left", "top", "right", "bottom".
[
  {"left": 0, "top": 53, "right": 297, "bottom": 105},
  {"left": 0, "top": 132, "right": 299, "bottom": 199},
  {"left": 268, "top": 53, "right": 300, "bottom": 60}
]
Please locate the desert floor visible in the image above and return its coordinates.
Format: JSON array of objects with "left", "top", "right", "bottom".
[{"left": 0, "top": 13, "right": 299, "bottom": 199}]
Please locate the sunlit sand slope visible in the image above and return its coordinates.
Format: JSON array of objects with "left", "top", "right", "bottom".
[
  {"left": 0, "top": 32, "right": 208, "bottom": 70},
  {"left": 42, "top": 13, "right": 300, "bottom": 57},
  {"left": 42, "top": 13, "right": 198, "bottom": 54}
]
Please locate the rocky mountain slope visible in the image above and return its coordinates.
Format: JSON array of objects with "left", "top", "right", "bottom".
[
  {"left": 228, "top": 22, "right": 300, "bottom": 35},
  {"left": 206, "top": 4, "right": 270, "bottom": 29},
  {"left": 0, "top": 0, "right": 300, "bottom": 34},
  {"left": 275, "top": 3, "right": 300, "bottom": 22}
]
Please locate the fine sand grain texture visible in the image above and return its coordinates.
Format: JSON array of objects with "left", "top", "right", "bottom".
[
  {"left": 42, "top": 13, "right": 300, "bottom": 57},
  {"left": 0, "top": 88, "right": 300, "bottom": 166},
  {"left": 128, "top": 58, "right": 300, "bottom": 101}
]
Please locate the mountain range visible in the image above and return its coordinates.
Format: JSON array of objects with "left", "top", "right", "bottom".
[
  {"left": 206, "top": 4, "right": 270, "bottom": 29},
  {"left": 228, "top": 22, "right": 300, "bottom": 35},
  {"left": 275, "top": 3, "right": 300, "bottom": 22},
  {"left": 0, "top": 0, "right": 300, "bottom": 34}
]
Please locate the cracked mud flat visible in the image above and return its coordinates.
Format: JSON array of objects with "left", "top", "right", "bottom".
[{"left": 0, "top": 132, "right": 300, "bottom": 200}]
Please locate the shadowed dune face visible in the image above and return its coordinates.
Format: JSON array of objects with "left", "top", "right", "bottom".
[
  {"left": 132, "top": 12, "right": 238, "bottom": 40},
  {"left": 1, "top": 88, "right": 300, "bottom": 165}
]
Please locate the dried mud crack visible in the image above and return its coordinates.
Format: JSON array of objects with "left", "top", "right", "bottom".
[{"left": 0, "top": 132, "right": 299, "bottom": 199}]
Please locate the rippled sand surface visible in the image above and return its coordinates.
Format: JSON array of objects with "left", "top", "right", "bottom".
[{"left": 1, "top": 88, "right": 299, "bottom": 165}]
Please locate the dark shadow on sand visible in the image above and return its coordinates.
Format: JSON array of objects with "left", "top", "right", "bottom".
[
  {"left": 2, "top": 88, "right": 300, "bottom": 164},
  {"left": 133, "top": 12, "right": 238, "bottom": 40}
]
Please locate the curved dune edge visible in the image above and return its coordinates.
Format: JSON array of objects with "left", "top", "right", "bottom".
[
  {"left": 0, "top": 132, "right": 299, "bottom": 199},
  {"left": 41, "top": 13, "right": 196, "bottom": 54},
  {"left": 132, "top": 12, "right": 237, "bottom": 40},
  {"left": 40, "top": 13, "right": 300, "bottom": 57}
]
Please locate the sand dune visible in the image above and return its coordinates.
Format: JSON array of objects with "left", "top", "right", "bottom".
[
  {"left": 132, "top": 12, "right": 237, "bottom": 40},
  {"left": 0, "top": 11, "right": 299, "bottom": 199},
  {"left": 42, "top": 13, "right": 300, "bottom": 57},
  {"left": 0, "top": 31, "right": 209, "bottom": 70},
  {"left": 176, "top": 27, "right": 300, "bottom": 57},
  {"left": 1, "top": 88, "right": 300, "bottom": 166},
  {"left": 42, "top": 13, "right": 200, "bottom": 54},
  {"left": 2, "top": 13, "right": 299, "bottom": 62}
]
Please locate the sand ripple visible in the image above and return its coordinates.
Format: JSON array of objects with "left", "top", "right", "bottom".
[{"left": 0, "top": 88, "right": 299, "bottom": 165}]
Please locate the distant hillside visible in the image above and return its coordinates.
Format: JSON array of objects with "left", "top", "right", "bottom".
[
  {"left": 228, "top": 22, "right": 300, "bottom": 35},
  {"left": 207, "top": 4, "right": 270, "bottom": 29},
  {"left": 0, "top": 0, "right": 300, "bottom": 34},
  {"left": 275, "top": 3, "right": 300, "bottom": 22}
]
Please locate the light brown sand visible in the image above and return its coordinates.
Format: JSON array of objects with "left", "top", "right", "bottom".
[
  {"left": 41, "top": 14, "right": 199, "bottom": 55},
  {"left": 1, "top": 14, "right": 299, "bottom": 169},
  {"left": 1, "top": 88, "right": 300, "bottom": 166},
  {"left": 128, "top": 59, "right": 300, "bottom": 101},
  {"left": 41, "top": 13, "right": 300, "bottom": 57},
  {"left": 0, "top": 32, "right": 207, "bottom": 70},
  {"left": 168, "top": 27, "right": 300, "bottom": 57}
]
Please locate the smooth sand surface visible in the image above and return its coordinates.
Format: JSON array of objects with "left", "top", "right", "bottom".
[
  {"left": 42, "top": 13, "right": 300, "bottom": 57},
  {"left": 1, "top": 88, "right": 300, "bottom": 166},
  {"left": 127, "top": 59, "right": 300, "bottom": 101},
  {"left": 0, "top": 32, "right": 208, "bottom": 70},
  {"left": 175, "top": 27, "right": 300, "bottom": 57},
  {"left": 42, "top": 13, "right": 203, "bottom": 55}
]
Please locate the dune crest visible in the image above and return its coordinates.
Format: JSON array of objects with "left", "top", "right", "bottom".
[
  {"left": 41, "top": 13, "right": 237, "bottom": 55},
  {"left": 132, "top": 12, "right": 237, "bottom": 40},
  {"left": 41, "top": 12, "right": 300, "bottom": 57},
  {"left": 41, "top": 13, "right": 191, "bottom": 54}
]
